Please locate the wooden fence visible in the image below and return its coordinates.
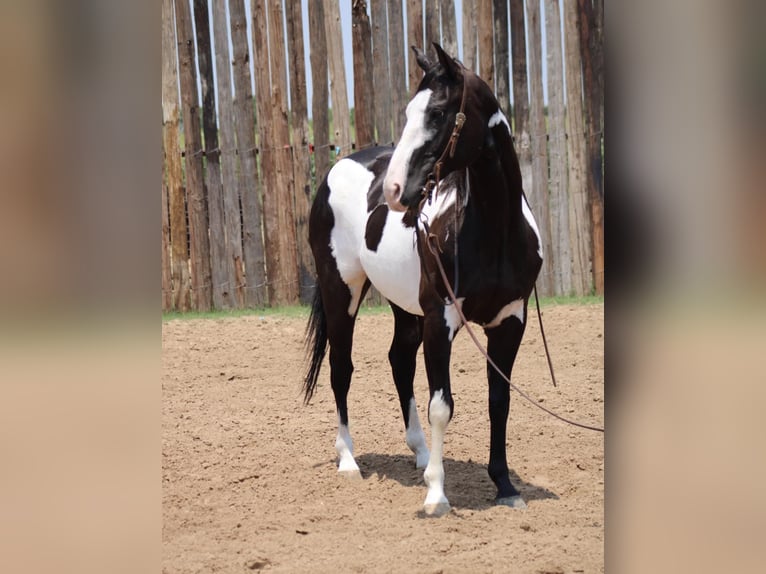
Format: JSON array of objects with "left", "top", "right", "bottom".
[{"left": 161, "top": 0, "right": 604, "bottom": 311}]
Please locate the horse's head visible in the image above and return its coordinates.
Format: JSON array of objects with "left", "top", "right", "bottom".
[{"left": 383, "top": 43, "right": 493, "bottom": 212}]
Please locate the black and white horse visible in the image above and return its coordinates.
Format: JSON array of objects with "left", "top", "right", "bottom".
[{"left": 304, "top": 44, "right": 543, "bottom": 516}]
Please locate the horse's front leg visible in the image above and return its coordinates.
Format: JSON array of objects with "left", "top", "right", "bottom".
[
  {"left": 485, "top": 309, "right": 528, "bottom": 508},
  {"left": 421, "top": 305, "right": 458, "bottom": 516}
]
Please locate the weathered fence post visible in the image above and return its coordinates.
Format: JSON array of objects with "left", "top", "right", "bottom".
[
  {"left": 162, "top": 156, "right": 172, "bottom": 313},
  {"left": 387, "top": 0, "right": 407, "bottom": 138},
  {"left": 325, "top": 0, "right": 352, "bottom": 158},
  {"left": 371, "top": 0, "right": 392, "bottom": 145},
  {"left": 212, "top": 0, "right": 245, "bottom": 308},
  {"left": 462, "top": 0, "right": 477, "bottom": 72},
  {"left": 424, "top": 0, "right": 440, "bottom": 60},
  {"left": 564, "top": 0, "right": 593, "bottom": 295},
  {"left": 162, "top": 0, "right": 190, "bottom": 311},
  {"left": 286, "top": 0, "right": 315, "bottom": 304},
  {"left": 545, "top": 0, "right": 571, "bottom": 295},
  {"left": 175, "top": 0, "right": 212, "bottom": 311},
  {"left": 229, "top": 0, "right": 267, "bottom": 307},
  {"left": 353, "top": 1, "right": 376, "bottom": 149},
  {"left": 407, "top": 0, "right": 424, "bottom": 95},
  {"left": 526, "top": 0, "right": 554, "bottom": 296},
  {"left": 309, "top": 0, "right": 331, "bottom": 180},
  {"left": 267, "top": 0, "right": 300, "bottom": 305},
  {"left": 493, "top": 0, "right": 510, "bottom": 114},
  {"left": 478, "top": 0, "right": 494, "bottom": 89},
  {"left": 440, "top": 0, "right": 458, "bottom": 59},
  {"left": 578, "top": 0, "right": 604, "bottom": 294},
  {"left": 193, "top": 0, "right": 232, "bottom": 309}
]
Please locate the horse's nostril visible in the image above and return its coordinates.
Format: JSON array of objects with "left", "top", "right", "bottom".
[{"left": 393, "top": 183, "right": 401, "bottom": 198}]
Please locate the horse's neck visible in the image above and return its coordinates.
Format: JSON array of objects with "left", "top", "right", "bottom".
[{"left": 463, "top": 123, "right": 525, "bottom": 245}]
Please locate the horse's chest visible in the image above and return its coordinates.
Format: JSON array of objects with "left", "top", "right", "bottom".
[{"left": 359, "top": 205, "right": 423, "bottom": 315}]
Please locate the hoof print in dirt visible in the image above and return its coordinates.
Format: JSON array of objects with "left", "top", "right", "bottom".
[
  {"left": 338, "top": 468, "right": 363, "bottom": 480},
  {"left": 421, "top": 502, "right": 451, "bottom": 518},
  {"left": 496, "top": 495, "right": 527, "bottom": 509}
]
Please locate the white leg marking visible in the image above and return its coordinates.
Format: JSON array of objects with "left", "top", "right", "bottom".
[
  {"left": 521, "top": 195, "right": 543, "bottom": 258},
  {"left": 405, "top": 398, "right": 430, "bottom": 468},
  {"left": 423, "top": 390, "right": 451, "bottom": 515},
  {"left": 484, "top": 298, "right": 525, "bottom": 329},
  {"left": 488, "top": 109, "right": 512, "bottom": 135},
  {"left": 335, "top": 414, "right": 361, "bottom": 478},
  {"left": 443, "top": 298, "right": 465, "bottom": 341}
]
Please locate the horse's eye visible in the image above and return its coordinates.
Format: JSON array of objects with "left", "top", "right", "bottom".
[{"left": 430, "top": 109, "right": 445, "bottom": 121}]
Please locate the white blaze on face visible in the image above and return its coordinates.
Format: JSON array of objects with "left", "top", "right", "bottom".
[{"left": 383, "top": 89, "right": 434, "bottom": 209}]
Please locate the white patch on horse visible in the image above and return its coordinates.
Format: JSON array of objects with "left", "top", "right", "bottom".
[
  {"left": 327, "top": 158, "right": 375, "bottom": 316},
  {"left": 420, "top": 179, "right": 457, "bottom": 221},
  {"left": 423, "top": 390, "right": 451, "bottom": 515},
  {"left": 484, "top": 298, "right": 525, "bottom": 328},
  {"left": 360, "top": 209, "right": 423, "bottom": 315},
  {"left": 521, "top": 195, "right": 543, "bottom": 258},
  {"left": 383, "top": 89, "right": 434, "bottom": 201},
  {"left": 443, "top": 297, "right": 465, "bottom": 341},
  {"left": 405, "top": 398, "right": 430, "bottom": 468},
  {"left": 335, "top": 415, "right": 361, "bottom": 476},
  {"left": 488, "top": 109, "right": 511, "bottom": 135}
]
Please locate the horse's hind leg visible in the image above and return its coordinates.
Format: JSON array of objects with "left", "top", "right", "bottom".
[
  {"left": 485, "top": 310, "right": 528, "bottom": 508},
  {"left": 388, "top": 304, "right": 429, "bottom": 468},
  {"left": 323, "top": 274, "right": 369, "bottom": 478}
]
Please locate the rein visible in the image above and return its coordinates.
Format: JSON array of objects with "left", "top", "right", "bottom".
[{"left": 416, "top": 69, "right": 604, "bottom": 434}]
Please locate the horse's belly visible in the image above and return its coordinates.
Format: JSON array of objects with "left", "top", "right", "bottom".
[{"left": 360, "top": 209, "right": 423, "bottom": 316}]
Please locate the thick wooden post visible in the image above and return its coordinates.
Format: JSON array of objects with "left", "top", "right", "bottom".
[
  {"left": 251, "top": 0, "right": 279, "bottom": 305},
  {"left": 162, "top": 155, "right": 172, "bottom": 312},
  {"left": 309, "top": 0, "right": 331, "bottom": 180},
  {"left": 324, "top": 0, "right": 352, "bottom": 158},
  {"left": 162, "top": 0, "right": 190, "bottom": 311},
  {"left": 493, "top": 0, "right": 510, "bottom": 114},
  {"left": 286, "top": 0, "right": 315, "bottom": 304},
  {"left": 353, "top": 1, "right": 376, "bottom": 149},
  {"left": 175, "top": 0, "right": 212, "bottom": 311},
  {"left": 510, "top": 0, "right": 530, "bottom": 156},
  {"left": 564, "top": 0, "right": 592, "bottom": 295},
  {"left": 545, "top": 0, "right": 571, "bottom": 295},
  {"left": 439, "top": 0, "right": 458, "bottom": 57},
  {"left": 478, "top": 0, "right": 494, "bottom": 89},
  {"left": 267, "top": 0, "right": 300, "bottom": 305},
  {"left": 424, "top": 0, "right": 440, "bottom": 59},
  {"left": 229, "top": 0, "right": 267, "bottom": 307},
  {"left": 371, "top": 0, "right": 392, "bottom": 145},
  {"left": 193, "top": 0, "right": 232, "bottom": 309},
  {"left": 212, "top": 0, "right": 245, "bottom": 308},
  {"left": 578, "top": 0, "right": 604, "bottom": 294},
  {"left": 462, "top": 0, "right": 477, "bottom": 72},
  {"left": 387, "top": 0, "right": 407, "bottom": 138},
  {"left": 407, "top": 0, "right": 424, "bottom": 95},
  {"left": 525, "top": 0, "right": 554, "bottom": 296}
]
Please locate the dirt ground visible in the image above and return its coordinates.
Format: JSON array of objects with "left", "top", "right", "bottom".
[{"left": 162, "top": 303, "right": 604, "bottom": 573}]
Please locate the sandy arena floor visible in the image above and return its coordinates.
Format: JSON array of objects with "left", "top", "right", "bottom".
[{"left": 163, "top": 304, "right": 604, "bottom": 573}]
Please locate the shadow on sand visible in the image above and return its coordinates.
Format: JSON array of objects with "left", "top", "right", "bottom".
[{"left": 355, "top": 452, "right": 558, "bottom": 511}]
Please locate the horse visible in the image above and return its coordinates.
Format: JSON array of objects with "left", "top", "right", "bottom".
[{"left": 304, "top": 43, "right": 543, "bottom": 516}]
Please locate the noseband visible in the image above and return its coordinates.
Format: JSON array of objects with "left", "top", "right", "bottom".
[{"left": 417, "top": 71, "right": 470, "bottom": 212}]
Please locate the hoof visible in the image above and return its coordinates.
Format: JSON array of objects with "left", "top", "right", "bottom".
[
  {"left": 415, "top": 451, "right": 430, "bottom": 469},
  {"left": 423, "top": 501, "right": 451, "bottom": 517},
  {"left": 496, "top": 495, "right": 527, "bottom": 509},
  {"left": 338, "top": 468, "right": 363, "bottom": 480}
]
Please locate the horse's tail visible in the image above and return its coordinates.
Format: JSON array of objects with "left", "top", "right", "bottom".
[{"left": 303, "top": 284, "right": 327, "bottom": 404}]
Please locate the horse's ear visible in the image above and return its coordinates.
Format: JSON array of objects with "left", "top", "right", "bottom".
[
  {"left": 433, "top": 42, "right": 461, "bottom": 81},
  {"left": 411, "top": 46, "right": 432, "bottom": 72}
]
